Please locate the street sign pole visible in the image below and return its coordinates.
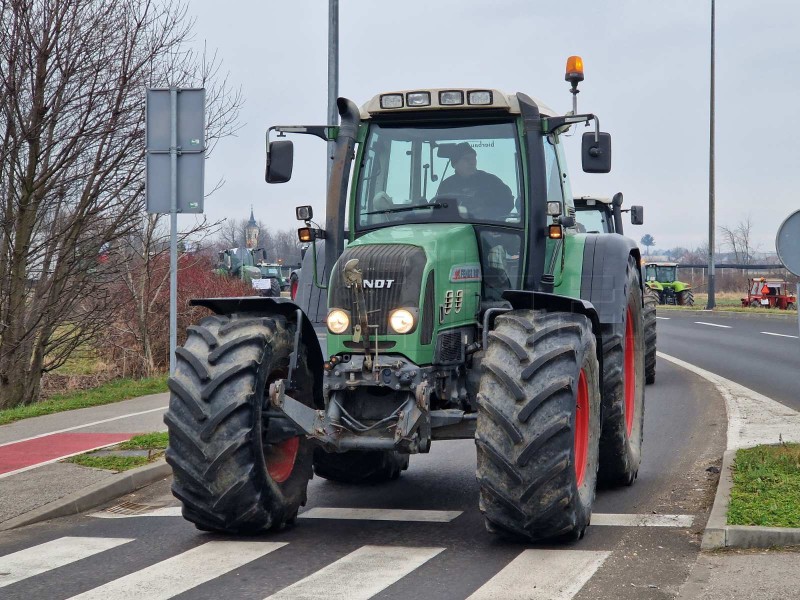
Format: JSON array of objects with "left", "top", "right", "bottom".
[{"left": 169, "top": 88, "right": 178, "bottom": 376}]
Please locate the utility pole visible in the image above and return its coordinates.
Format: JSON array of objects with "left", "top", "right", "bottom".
[
  {"left": 707, "top": 0, "right": 716, "bottom": 309},
  {"left": 327, "top": 0, "right": 339, "bottom": 186}
]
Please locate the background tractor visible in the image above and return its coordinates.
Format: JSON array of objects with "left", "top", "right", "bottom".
[
  {"left": 742, "top": 278, "right": 797, "bottom": 310},
  {"left": 644, "top": 262, "right": 694, "bottom": 306},
  {"left": 165, "top": 58, "right": 646, "bottom": 543},
  {"left": 575, "top": 194, "right": 657, "bottom": 384},
  {"left": 216, "top": 247, "right": 281, "bottom": 297}
]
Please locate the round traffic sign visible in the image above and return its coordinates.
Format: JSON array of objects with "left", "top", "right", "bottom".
[{"left": 776, "top": 210, "right": 800, "bottom": 276}]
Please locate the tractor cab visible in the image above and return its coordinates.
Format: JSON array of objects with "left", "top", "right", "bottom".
[
  {"left": 574, "top": 194, "right": 643, "bottom": 235},
  {"left": 644, "top": 262, "right": 694, "bottom": 306}
]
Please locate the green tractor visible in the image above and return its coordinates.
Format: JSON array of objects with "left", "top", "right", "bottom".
[
  {"left": 644, "top": 262, "right": 694, "bottom": 306},
  {"left": 165, "top": 58, "right": 646, "bottom": 542}
]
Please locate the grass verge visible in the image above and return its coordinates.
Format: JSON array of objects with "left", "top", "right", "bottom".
[
  {"left": 728, "top": 444, "right": 800, "bottom": 528},
  {"left": 65, "top": 431, "right": 169, "bottom": 472},
  {"left": 0, "top": 375, "right": 168, "bottom": 426}
]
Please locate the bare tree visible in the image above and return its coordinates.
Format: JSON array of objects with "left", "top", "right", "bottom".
[
  {"left": 0, "top": 0, "right": 242, "bottom": 407},
  {"left": 720, "top": 217, "right": 757, "bottom": 265}
]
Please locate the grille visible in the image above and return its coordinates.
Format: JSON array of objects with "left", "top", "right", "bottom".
[
  {"left": 329, "top": 244, "right": 426, "bottom": 336},
  {"left": 435, "top": 329, "right": 463, "bottom": 365}
]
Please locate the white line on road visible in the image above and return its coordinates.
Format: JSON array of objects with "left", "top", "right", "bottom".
[
  {"left": 0, "top": 537, "right": 133, "bottom": 588},
  {"left": 299, "top": 507, "right": 463, "bottom": 522},
  {"left": 68, "top": 541, "right": 285, "bottom": 600},
  {"left": 590, "top": 513, "right": 693, "bottom": 528},
  {"left": 0, "top": 407, "right": 167, "bottom": 448},
  {"left": 656, "top": 316, "right": 670, "bottom": 320},
  {"left": 658, "top": 352, "right": 800, "bottom": 450},
  {"left": 466, "top": 549, "right": 610, "bottom": 600},
  {"left": 264, "top": 545, "right": 444, "bottom": 600},
  {"left": 761, "top": 331, "right": 799, "bottom": 339},
  {"left": 694, "top": 321, "right": 732, "bottom": 328}
]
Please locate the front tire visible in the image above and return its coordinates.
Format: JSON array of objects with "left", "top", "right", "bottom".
[
  {"left": 476, "top": 310, "right": 601, "bottom": 542},
  {"left": 165, "top": 313, "right": 314, "bottom": 533},
  {"left": 643, "top": 287, "right": 658, "bottom": 385},
  {"left": 598, "top": 256, "right": 645, "bottom": 486},
  {"left": 677, "top": 289, "right": 694, "bottom": 306}
]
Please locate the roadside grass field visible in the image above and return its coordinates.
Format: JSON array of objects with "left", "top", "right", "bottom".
[
  {"left": 728, "top": 444, "right": 800, "bottom": 528},
  {"left": 66, "top": 432, "right": 169, "bottom": 472},
  {"left": 0, "top": 375, "right": 168, "bottom": 426},
  {"left": 657, "top": 291, "right": 797, "bottom": 314}
]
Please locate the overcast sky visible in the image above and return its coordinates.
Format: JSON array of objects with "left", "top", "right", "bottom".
[{"left": 183, "top": 0, "right": 800, "bottom": 255}]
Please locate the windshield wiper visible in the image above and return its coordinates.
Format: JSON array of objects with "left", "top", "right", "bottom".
[{"left": 363, "top": 201, "right": 447, "bottom": 216}]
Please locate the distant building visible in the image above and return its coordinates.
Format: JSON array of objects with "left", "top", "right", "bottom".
[{"left": 245, "top": 206, "right": 259, "bottom": 249}]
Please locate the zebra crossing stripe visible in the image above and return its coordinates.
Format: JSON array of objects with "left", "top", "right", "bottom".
[
  {"left": 591, "top": 513, "right": 694, "bottom": 527},
  {"left": 298, "top": 507, "right": 462, "bottom": 522},
  {"left": 264, "top": 545, "right": 444, "bottom": 600},
  {"left": 67, "top": 541, "right": 285, "bottom": 599},
  {"left": 466, "top": 549, "right": 611, "bottom": 600},
  {"left": 0, "top": 536, "right": 133, "bottom": 588}
]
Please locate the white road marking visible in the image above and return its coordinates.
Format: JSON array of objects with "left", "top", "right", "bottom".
[
  {"left": 0, "top": 537, "right": 133, "bottom": 588},
  {"left": 761, "top": 331, "right": 799, "bottom": 339},
  {"left": 694, "top": 321, "right": 731, "bottom": 328},
  {"left": 264, "top": 545, "right": 444, "bottom": 600},
  {"left": 298, "top": 507, "right": 462, "bottom": 522},
  {"left": 658, "top": 352, "right": 800, "bottom": 450},
  {"left": 466, "top": 549, "right": 610, "bottom": 600},
  {"left": 591, "top": 513, "right": 693, "bottom": 528},
  {"left": 91, "top": 506, "right": 183, "bottom": 519},
  {"left": 655, "top": 316, "right": 670, "bottom": 320},
  {"left": 0, "top": 407, "right": 167, "bottom": 448},
  {"left": 68, "top": 541, "right": 285, "bottom": 599}
]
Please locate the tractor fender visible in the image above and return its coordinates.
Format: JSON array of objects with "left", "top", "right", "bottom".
[
  {"left": 671, "top": 281, "right": 689, "bottom": 293},
  {"left": 190, "top": 296, "right": 325, "bottom": 404},
  {"left": 580, "top": 234, "right": 642, "bottom": 326}
]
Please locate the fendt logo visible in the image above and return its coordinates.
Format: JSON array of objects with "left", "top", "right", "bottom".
[{"left": 362, "top": 279, "right": 395, "bottom": 289}]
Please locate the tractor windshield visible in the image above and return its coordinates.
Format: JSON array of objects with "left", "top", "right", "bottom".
[
  {"left": 646, "top": 265, "right": 676, "bottom": 282},
  {"left": 354, "top": 121, "right": 523, "bottom": 230}
]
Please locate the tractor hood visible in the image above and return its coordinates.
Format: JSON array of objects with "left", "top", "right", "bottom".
[{"left": 326, "top": 223, "right": 481, "bottom": 365}]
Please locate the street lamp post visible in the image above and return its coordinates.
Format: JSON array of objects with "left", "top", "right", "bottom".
[{"left": 707, "top": 0, "right": 716, "bottom": 309}]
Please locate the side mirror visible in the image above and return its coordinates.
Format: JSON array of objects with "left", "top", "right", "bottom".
[
  {"left": 581, "top": 132, "right": 611, "bottom": 173},
  {"left": 266, "top": 140, "right": 294, "bottom": 183},
  {"left": 630, "top": 205, "right": 644, "bottom": 225}
]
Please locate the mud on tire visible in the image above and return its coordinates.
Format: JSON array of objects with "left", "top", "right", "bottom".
[
  {"left": 643, "top": 286, "right": 658, "bottom": 385},
  {"left": 598, "top": 256, "right": 645, "bottom": 486},
  {"left": 476, "top": 310, "right": 601, "bottom": 542},
  {"left": 313, "top": 448, "right": 409, "bottom": 483},
  {"left": 165, "top": 313, "right": 315, "bottom": 533}
]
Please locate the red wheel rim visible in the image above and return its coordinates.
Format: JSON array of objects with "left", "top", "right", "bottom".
[
  {"left": 574, "top": 369, "right": 589, "bottom": 487},
  {"left": 266, "top": 437, "right": 299, "bottom": 483},
  {"left": 290, "top": 279, "right": 298, "bottom": 300},
  {"left": 624, "top": 306, "right": 635, "bottom": 436}
]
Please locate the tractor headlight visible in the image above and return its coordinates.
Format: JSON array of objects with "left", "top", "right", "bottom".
[
  {"left": 389, "top": 309, "right": 415, "bottom": 334},
  {"left": 326, "top": 309, "right": 350, "bottom": 334}
]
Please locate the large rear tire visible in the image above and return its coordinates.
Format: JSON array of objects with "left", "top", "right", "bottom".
[
  {"left": 643, "top": 286, "right": 658, "bottom": 385},
  {"left": 476, "top": 310, "right": 601, "bottom": 542},
  {"left": 598, "top": 256, "right": 646, "bottom": 486},
  {"left": 677, "top": 289, "right": 694, "bottom": 306},
  {"left": 313, "top": 448, "right": 409, "bottom": 483},
  {"left": 165, "top": 313, "right": 314, "bottom": 533}
]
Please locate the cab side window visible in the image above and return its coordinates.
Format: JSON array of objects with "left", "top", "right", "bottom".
[{"left": 543, "top": 136, "right": 564, "bottom": 206}]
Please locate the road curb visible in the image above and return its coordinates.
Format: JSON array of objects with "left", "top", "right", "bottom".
[
  {"left": 0, "top": 459, "right": 171, "bottom": 531},
  {"left": 702, "top": 449, "right": 800, "bottom": 549}
]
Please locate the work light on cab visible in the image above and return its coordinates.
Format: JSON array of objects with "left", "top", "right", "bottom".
[
  {"left": 327, "top": 309, "right": 350, "bottom": 334},
  {"left": 389, "top": 309, "right": 415, "bottom": 334}
]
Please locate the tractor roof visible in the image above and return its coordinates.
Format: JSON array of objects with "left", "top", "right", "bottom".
[
  {"left": 646, "top": 262, "right": 678, "bottom": 267},
  {"left": 574, "top": 196, "right": 612, "bottom": 206},
  {"left": 360, "top": 89, "right": 557, "bottom": 119}
]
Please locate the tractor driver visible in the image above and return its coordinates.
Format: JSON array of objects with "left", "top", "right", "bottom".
[{"left": 437, "top": 143, "right": 515, "bottom": 220}]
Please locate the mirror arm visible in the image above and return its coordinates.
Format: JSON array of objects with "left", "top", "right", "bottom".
[{"left": 543, "top": 113, "right": 597, "bottom": 136}]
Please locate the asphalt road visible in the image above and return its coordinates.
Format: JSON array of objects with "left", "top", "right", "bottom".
[
  {"left": 655, "top": 310, "right": 800, "bottom": 411},
  {"left": 0, "top": 354, "right": 726, "bottom": 600}
]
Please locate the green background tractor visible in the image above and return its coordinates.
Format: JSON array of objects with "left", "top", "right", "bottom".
[
  {"left": 644, "top": 262, "right": 694, "bottom": 306},
  {"left": 165, "top": 59, "right": 647, "bottom": 543}
]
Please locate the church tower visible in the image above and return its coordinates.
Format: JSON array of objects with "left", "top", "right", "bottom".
[{"left": 245, "top": 206, "right": 259, "bottom": 249}]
